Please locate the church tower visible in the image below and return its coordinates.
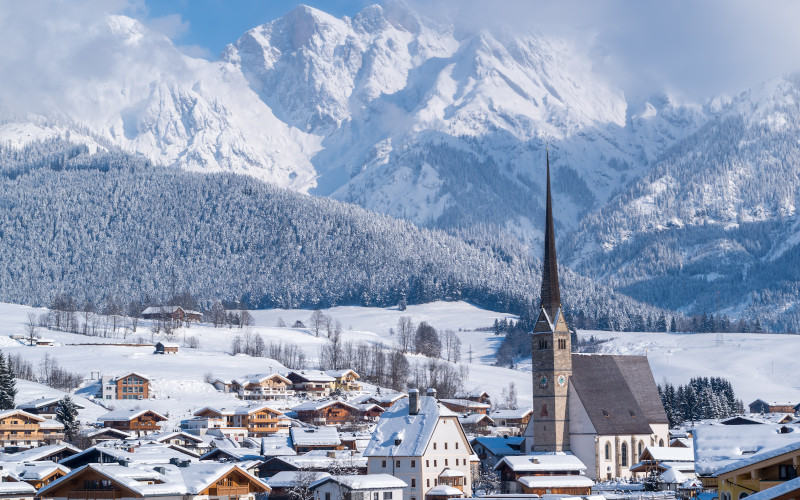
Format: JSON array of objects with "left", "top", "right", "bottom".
[{"left": 525, "top": 150, "right": 572, "bottom": 453}]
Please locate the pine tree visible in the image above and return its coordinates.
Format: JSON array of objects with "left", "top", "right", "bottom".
[
  {"left": 0, "top": 353, "right": 16, "bottom": 410},
  {"left": 56, "top": 396, "right": 79, "bottom": 442}
]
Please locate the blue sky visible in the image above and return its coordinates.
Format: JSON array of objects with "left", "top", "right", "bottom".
[{"left": 137, "top": 0, "right": 372, "bottom": 58}]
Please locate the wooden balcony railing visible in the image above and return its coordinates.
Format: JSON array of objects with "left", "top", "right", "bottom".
[{"left": 67, "top": 489, "right": 120, "bottom": 499}]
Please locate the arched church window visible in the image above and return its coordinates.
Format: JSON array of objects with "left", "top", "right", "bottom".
[
  {"left": 605, "top": 443, "right": 610, "bottom": 460},
  {"left": 621, "top": 442, "right": 628, "bottom": 467},
  {"left": 739, "top": 493, "right": 749, "bottom": 500},
  {"left": 659, "top": 439, "right": 664, "bottom": 447},
  {"left": 638, "top": 441, "right": 643, "bottom": 458}
]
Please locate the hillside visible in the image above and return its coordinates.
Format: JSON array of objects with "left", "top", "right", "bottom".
[{"left": 0, "top": 139, "right": 661, "bottom": 327}]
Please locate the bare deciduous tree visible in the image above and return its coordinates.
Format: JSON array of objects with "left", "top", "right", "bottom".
[
  {"left": 25, "top": 313, "right": 39, "bottom": 346},
  {"left": 308, "top": 310, "right": 326, "bottom": 337}
]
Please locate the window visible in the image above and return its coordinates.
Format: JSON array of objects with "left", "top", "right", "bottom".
[
  {"left": 382, "top": 460, "right": 387, "bottom": 468},
  {"left": 638, "top": 441, "right": 643, "bottom": 458},
  {"left": 659, "top": 439, "right": 664, "bottom": 447},
  {"left": 427, "top": 480, "right": 430, "bottom": 488},
  {"left": 425, "top": 460, "right": 429, "bottom": 467},
  {"left": 434, "top": 460, "right": 437, "bottom": 467},
  {"left": 445, "top": 459, "right": 448, "bottom": 466},
  {"left": 411, "top": 460, "right": 416, "bottom": 468},
  {"left": 395, "top": 460, "right": 400, "bottom": 468},
  {"left": 445, "top": 443, "right": 448, "bottom": 450},
  {"left": 433, "top": 443, "right": 437, "bottom": 450},
  {"left": 326, "top": 493, "right": 331, "bottom": 500},
  {"left": 621, "top": 442, "right": 628, "bottom": 467},
  {"left": 373, "top": 493, "right": 379, "bottom": 500},
  {"left": 411, "top": 479, "right": 416, "bottom": 488},
  {"left": 383, "top": 493, "right": 392, "bottom": 500},
  {"left": 558, "top": 339, "right": 566, "bottom": 349},
  {"left": 779, "top": 465, "right": 798, "bottom": 480},
  {"left": 605, "top": 443, "right": 610, "bottom": 460},
  {"left": 455, "top": 442, "right": 458, "bottom": 449},
  {"left": 739, "top": 494, "right": 749, "bottom": 500}
]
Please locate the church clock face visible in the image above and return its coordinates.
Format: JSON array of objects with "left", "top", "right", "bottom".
[
  {"left": 557, "top": 374, "right": 566, "bottom": 387},
  {"left": 539, "top": 375, "right": 548, "bottom": 388}
]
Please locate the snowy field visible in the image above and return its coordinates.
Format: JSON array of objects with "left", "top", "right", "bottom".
[{"left": 0, "top": 301, "right": 796, "bottom": 430}]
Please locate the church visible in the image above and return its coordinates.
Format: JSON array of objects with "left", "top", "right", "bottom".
[{"left": 521, "top": 152, "right": 669, "bottom": 481}]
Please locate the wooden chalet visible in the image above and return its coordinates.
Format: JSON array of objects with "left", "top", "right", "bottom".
[
  {"left": 0, "top": 410, "right": 49, "bottom": 449},
  {"left": 750, "top": 400, "right": 798, "bottom": 414},
  {"left": 2, "top": 443, "right": 82, "bottom": 463},
  {"left": 289, "top": 427, "right": 343, "bottom": 453},
  {"left": 37, "top": 462, "right": 268, "bottom": 500},
  {"left": 458, "top": 413, "right": 494, "bottom": 435},
  {"left": 16, "top": 397, "right": 85, "bottom": 419},
  {"left": 324, "top": 369, "right": 362, "bottom": 392},
  {"left": 456, "top": 391, "right": 491, "bottom": 405},
  {"left": 0, "top": 472, "right": 36, "bottom": 500},
  {"left": 193, "top": 405, "right": 287, "bottom": 438},
  {"left": 493, "top": 454, "right": 592, "bottom": 496},
  {"left": 101, "top": 372, "right": 150, "bottom": 400},
  {"left": 359, "top": 392, "right": 407, "bottom": 408},
  {"left": 292, "top": 400, "right": 364, "bottom": 426},
  {"left": 154, "top": 342, "right": 179, "bottom": 354},
  {"left": 439, "top": 398, "right": 491, "bottom": 415},
  {"left": 80, "top": 427, "right": 133, "bottom": 446},
  {"left": 0, "top": 461, "right": 69, "bottom": 489},
  {"left": 97, "top": 409, "right": 167, "bottom": 436},
  {"left": 215, "top": 373, "right": 294, "bottom": 401},
  {"left": 285, "top": 370, "right": 336, "bottom": 395},
  {"left": 489, "top": 408, "right": 533, "bottom": 432}
]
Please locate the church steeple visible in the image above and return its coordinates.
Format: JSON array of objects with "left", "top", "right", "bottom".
[{"left": 540, "top": 149, "right": 561, "bottom": 321}]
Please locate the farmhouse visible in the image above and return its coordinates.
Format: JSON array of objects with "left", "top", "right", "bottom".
[
  {"left": 289, "top": 426, "right": 343, "bottom": 453},
  {"left": 154, "top": 341, "right": 179, "bottom": 354},
  {"left": 292, "top": 400, "right": 364, "bottom": 426},
  {"left": 440, "top": 399, "right": 491, "bottom": 415},
  {"left": 214, "top": 373, "right": 294, "bottom": 401},
  {"left": 97, "top": 409, "right": 167, "bottom": 436},
  {"left": 0, "top": 410, "right": 50, "bottom": 449},
  {"left": 285, "top": 370, "right": 336, "bottom": 396},
  {"left": 488, "top": 408, "right": 532, "bottom": 432},
  {"left": 192, "top": 405, "right": 288, "bottom": 438},
  {"left": 310, "top": 474, "right": 408, "bottom": 500},
  {"left": 750, "top": 400, "right": 799, "bottom": 415}
]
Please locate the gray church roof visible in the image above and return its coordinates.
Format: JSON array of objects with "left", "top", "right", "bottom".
[{"left": 570, "top": 354, "right": 667, "bottom": 435}]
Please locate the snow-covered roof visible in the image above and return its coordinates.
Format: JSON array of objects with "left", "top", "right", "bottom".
[
  {"left": 257, "top": 435, "right": 297, "bottom": 457},
  {"left": 715, "top": 439, "right": 800, "bottom": 476},
  {"left": 142, "top": 306, "right": 183, "bottom": 315},
  {"left": 0, "top": 409, "right": 44, "bottom": 421},
  {"left": 659, "top": 466, "right": 688, "bottom": 484},
  {"left": 745, "top": 476, "right": 800, "bottom": 500},
  {"left": 40, "top": 462, "right": 267, "bottom": 497},
  {"left": 425, "top": 484, "right": 463, "bottom": 496},
  {"left": 494, "top": 453, "right": 587, "bottom": 473},
  {"left": 98, "top": 409, "right": 167, "bottom": 422},
  {"left": 16, "top": 396, "right": 85, "bottom": 410},
  {"left": 471, "top": 436, "right": 524, "bottom": 456},
  {"left": 693, "top": 423, "right": 800, "bottom": 476},
  {"left": 292, "top": 399, "right": 358, "bottom": 412},
  {"left": 0, "top": 474, "right": 36, "bottom": 495},
  {"left": 0, "top": 461, "right": 69, "bottom": 481},
  {"left": 353, "top": 393, "right": 407, "bottom": 405},
  {"left": 439, "top": 468, "right": 466, "bottom": 478},
  {"left": 81, "top": 427, "right": 133, "bottom": 439},
  {"left": 311, "top": 474, "right": 407, "bottom": 490},
  {"left": 62, "top": 443, "right": 198, "bottom": 467},
  {"left": 193, "top": 404, "right": 282, "bottom": 417},
  {"left": 2, "top": 443, "right": 81, "bottom": 462},
  {"left": 233, "top": 373, "right": 291, "bottom": 385},
  {"left": 290, "top": 426, "right": 341, "bottom": 446},
  {"left": 642, "top": 446, "right": 694, "bottom": 462},
  {"left": 517, "top": 475, "right": 594, "bottom": 488},
  {"left": 364, "top": 395, "right": 457, "bottom": 457},
  {"left": 266, "top": 471, "right": 331, "bottom": 488},
  {"left": 490, "top": 408, "right": 533, "bottom": 419},
  {"left": 458, "top": 413, "right": 493, "bottom": 424},
  {"left": 324, "top": 369, "right": 360, "bottom": 379},
  {"left": 40, "top": 419, "right": 65, "bottom": 429},
  {"left": 440, "top": 398, "right": 491, "bottom": 409},
  {"left": 286, "top": 370, "right": 336, "bottom": 383}
]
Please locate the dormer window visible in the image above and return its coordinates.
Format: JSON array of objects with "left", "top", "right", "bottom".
[{"left": 602, "top": 410, "right": 609, "bottom": 417}]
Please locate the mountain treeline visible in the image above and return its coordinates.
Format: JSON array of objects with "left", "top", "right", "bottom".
[{"left": 0, "top": 139, "right": 660, "bottom": 322}]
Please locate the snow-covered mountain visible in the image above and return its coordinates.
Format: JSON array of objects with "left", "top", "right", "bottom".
[
  {"left": 0, "top": 15, "right": 318, "bottom": 190},
  {"left": 563, "top": 75, "right": 800, "bottom": 329}
]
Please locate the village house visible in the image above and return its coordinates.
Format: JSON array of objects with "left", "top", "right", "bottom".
[
  {"left": 266, "top": 471, "right": 331, "bottom": 500},
  {"left": 290, "top": 427, "right": 344, "bottom": 453},
  {"left": 0, "top": 409, "right": 51, "bottom": 449},
  {"left": 364, "top": 389, "right": 474, "bottom": 500},
  {"left": 488, "top": 408, "right": 532, "bottom": 433},
  {"left": 213, "top": 373, "right": 294, "bottom": 401},
  {"left": 293, "top": 400, "right": 367, "bottom": 426},
  {"left": 471, "top": 436, "right": 524, "bottom": 469},
  {"left": 629, "top": 445, "right": 696, "bottom": 479},
  {"left": 141, "top": 306, "right": 202, "bottom": 324},
  {"left": 439, "top": 399, "right": 491, "bottom": 415},
  {"left": 493, "top": 453, "right": 592, "bottom": 496},
  {"left": 455, "top": 391, "right": 491, "bottom": 405},
  {"left": 744, "top": 476, "right": 800, "bottom": 500},
  {"left": 97, "top": 409, "right": 167, "bottom": 437},
  {"left": 101, "top": 372, "right": 150, "bottom": 400},
  {"left": 0, "top": 461, "right": 70, "bottom": 489},
  {"left": 60, "top": 443, "right": 199, "bottom": 469},
  {"left": 154, "top": 341, "right": 179, "bottom": 354},
  {"left": 259, "top": 450, "right": 367, "bottom": 478},
  {"left": 79, "top": 427, "right": 133, "bottom": 446},
  {"left": 16, "top": 397, "right": 85, "bottom": 419},
  {"left": 2, "top": 443, "right": 81, "bottom": 463},
  {"left": 324, "top": 369, "right": 363, "bottom": 392},
  {"left": 37, "top": 462, "right": 268, "bottom": 500},
  {"left": 0, "top": 472, "right": 36, "bottom": 500},
  {"left": 285, "top": 370, "right": 337, "bottom": 396},
  {"left": 521, "top": 153, "right": 669, "bottom": 481},
  {"left": 192, "top": 405, "right": 288, "bottom": 439},
  {"left": 457, "top": 414, "right": 494, "bottom": 435},
  {"left": 750, "top": 400, "right": 799, "bottom": 415},
  {"left": 310, "top": 474, "right": 408, "bottom": 500},
  {"left": 356, "top": 393, "right": 408, "bottom": 409},
  {"left": 715, "top": 438, "right": 800, "bottom": 500}
]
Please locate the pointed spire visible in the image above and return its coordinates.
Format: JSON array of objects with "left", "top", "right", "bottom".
[{"left": 540, "top": 149, "right": 561, "bottom": 319}]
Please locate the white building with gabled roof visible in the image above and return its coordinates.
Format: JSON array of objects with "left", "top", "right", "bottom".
[{"left": 364, "top": 389, "right": 473, "bottom": 500}]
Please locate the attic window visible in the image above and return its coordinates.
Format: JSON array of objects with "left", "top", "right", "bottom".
[
  {"left": 629, "top": 410, "right": 636, "bottom": 418},
  {"left": 602, "top": 410, "right": 609, "bottom": 417},
  {"left": 395, "top": 438, "right": 402, "bottom": 445}
]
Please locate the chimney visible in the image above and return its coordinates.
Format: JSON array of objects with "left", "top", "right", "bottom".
[
  {"left": 409, "top": 389, "right": 420, "bottom": 415},
  {"left": 426, "top": 388, "right": 437, "bottom": 400}
]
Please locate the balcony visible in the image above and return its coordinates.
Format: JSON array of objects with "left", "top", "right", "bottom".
[
  {"left": 215, "top": 486, "right": 252, "bottom": 496},
  {"left": 67, "top": 489, "right": 120, "bottom": 499}
]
